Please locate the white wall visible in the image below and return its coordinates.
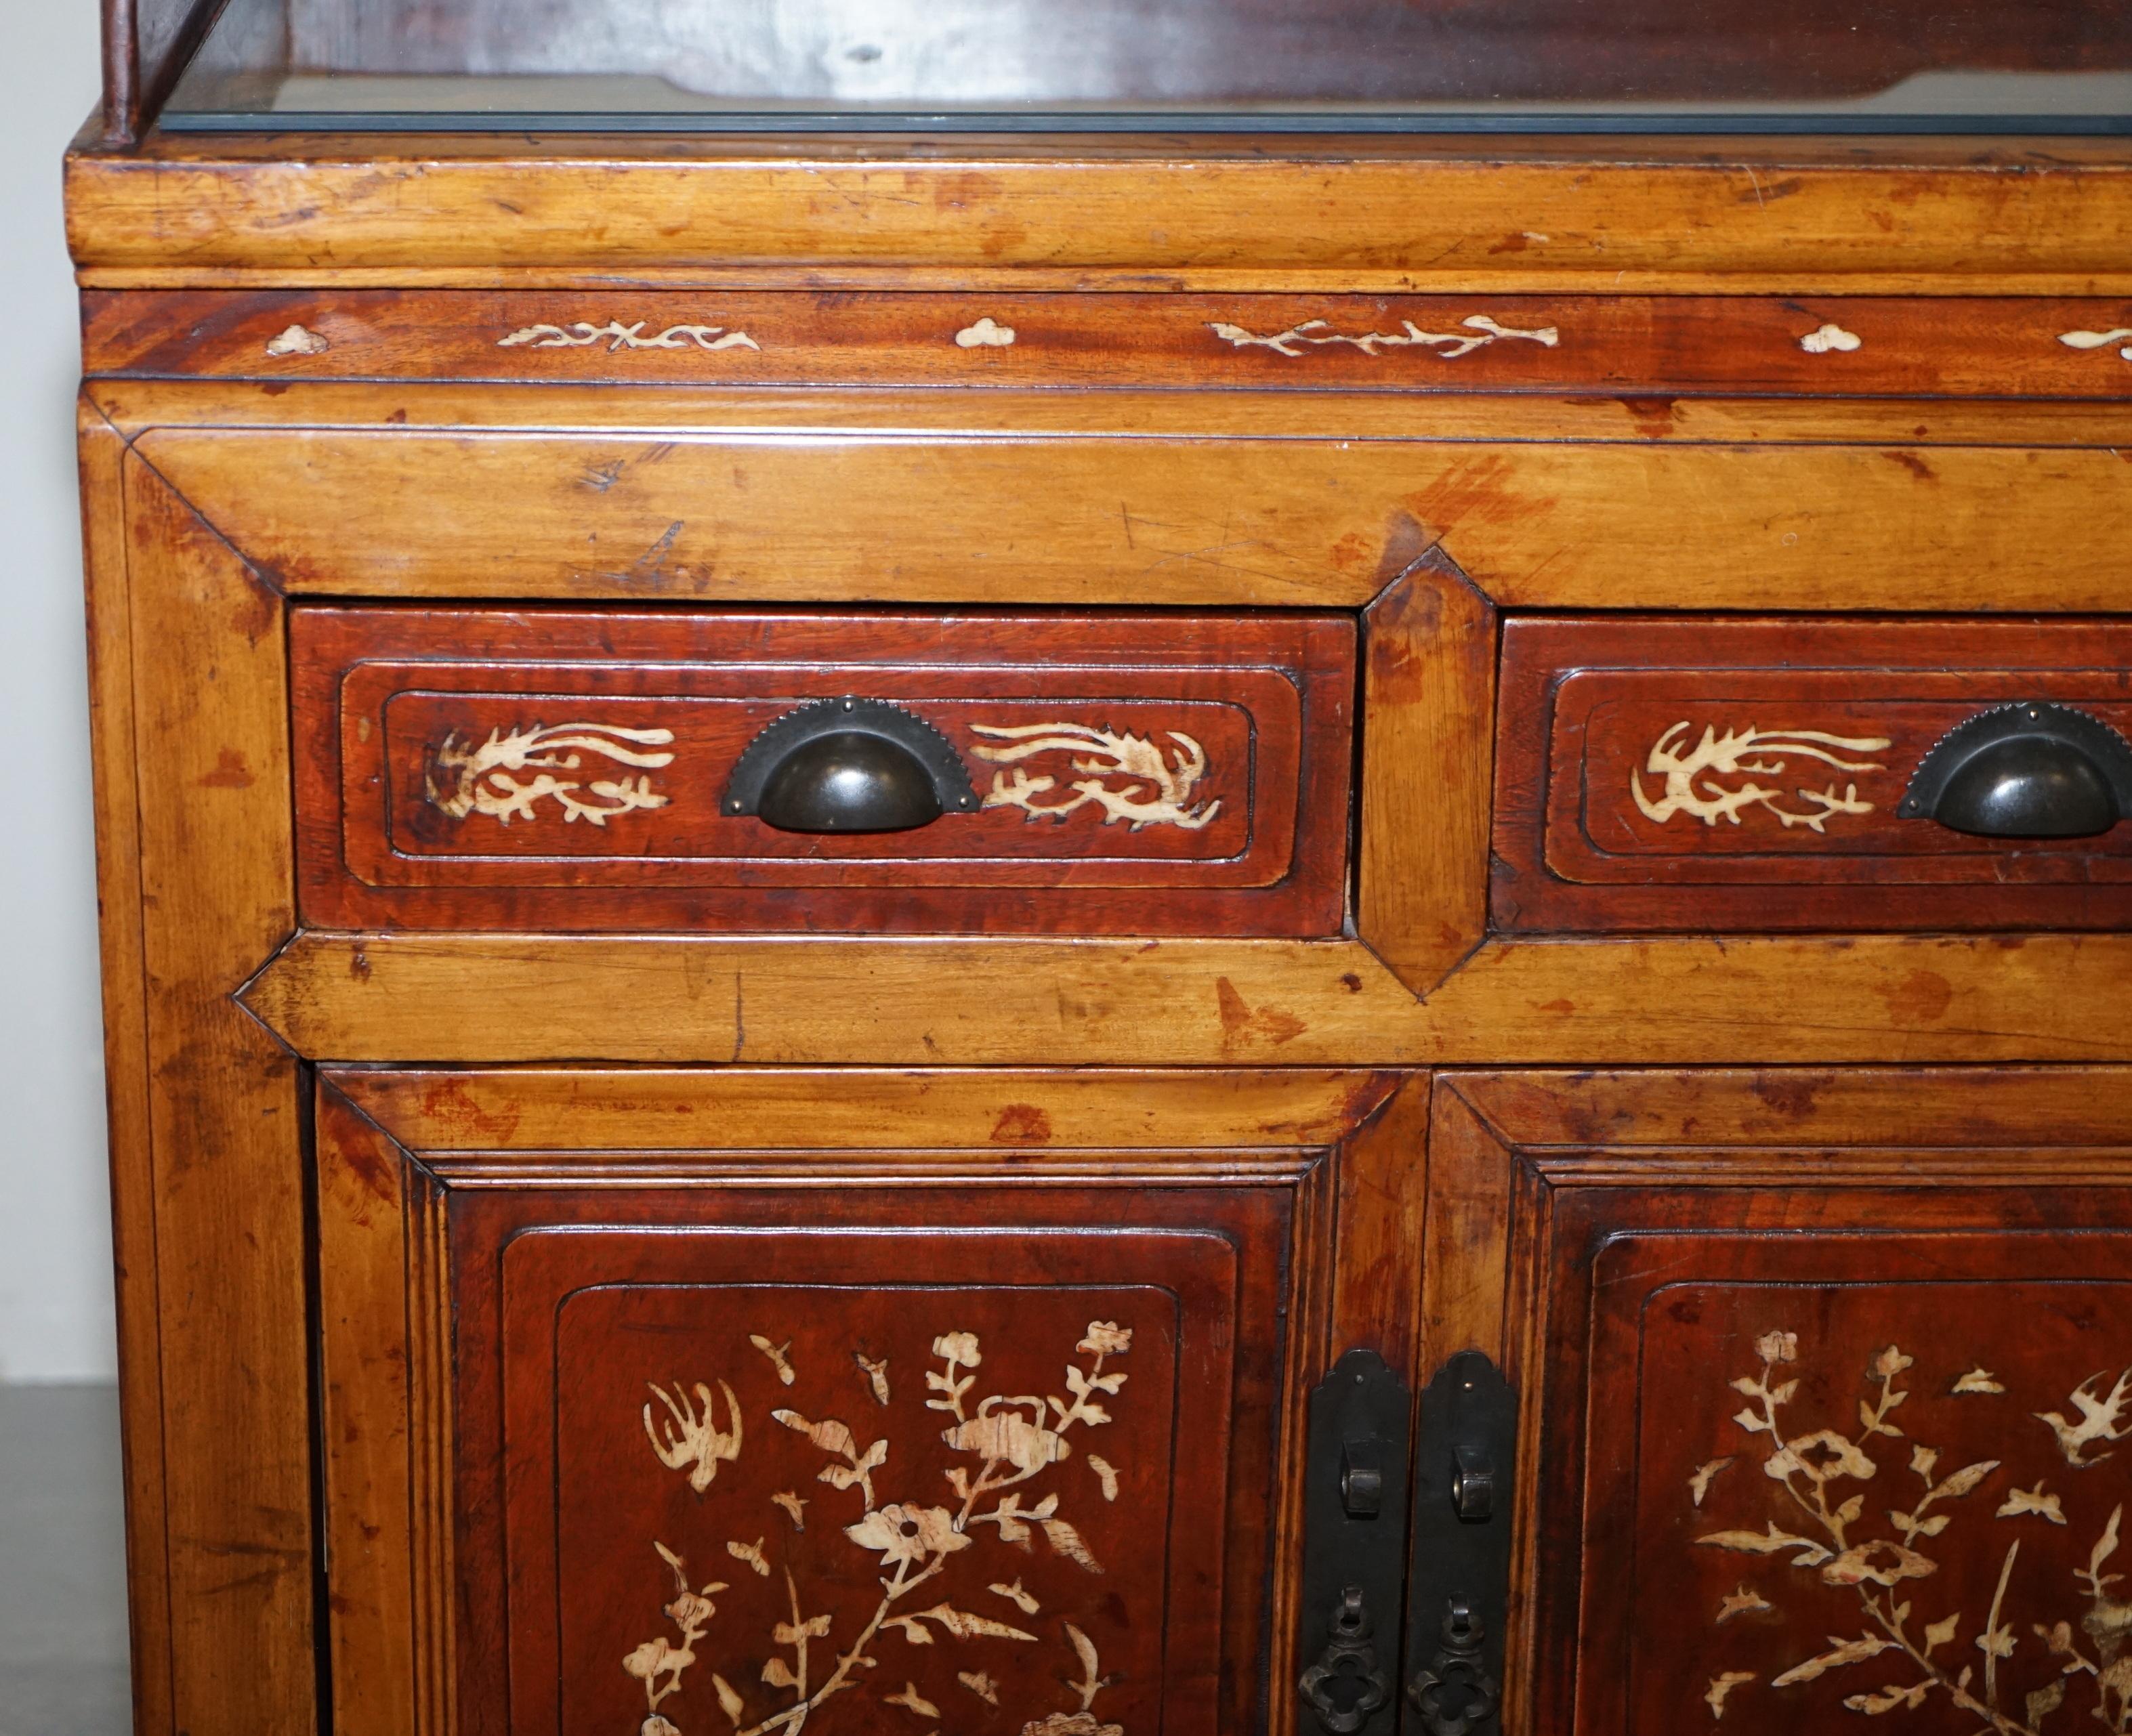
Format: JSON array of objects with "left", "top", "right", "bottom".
[{"left": 0, "top": 3, "right": 118, "bottom": 1384}]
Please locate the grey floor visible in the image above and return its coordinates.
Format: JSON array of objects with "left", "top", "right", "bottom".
[{"left": 0, "top": 1384, "right": 133, "bottom": 1735}]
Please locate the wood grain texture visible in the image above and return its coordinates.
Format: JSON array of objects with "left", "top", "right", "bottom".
[
  {"left": 77, "top": 398, "right": 173, "bottom": 1736},
  {"left": 127, "top": 410, "right": 2132, "bottom": 612},
  {"left": 77, "top": 289, "right": 2132, "bottom": 399},
  {"left": 1358, "top": 558, "right": 1495, "bottom": 994},
  {"left": 1325, "top": 1072, "right": 1431, "bottom": 1387},
  {"left": 89, "top": 379, "right": 2132, "bottom": 444},
  {"left": 1417, "top": 1082, "right": 1513, "bottom": 1372},
  {"left": 121, "top": 454, "right": 314, "bottom": 1736},
  {"left": 243, "top": 929, "right": 2132, "bottom": 1065},
  {"left": 314, "top": 1088, "right": 419, "bottom": 1736},
  {"left": 291, "top": 606, "right": 1354, "bottom": 937},
  {"left": 310, "top": 1067, "right": 1402, "bottom": 1736},
  {"left": 335, "top": 1066, "right": 1403, "bottom": 1153},
  {"left": 1429, "top": 1070, "right": 2132, "bottom": 1736},
  {"left": 1495, "top": 616, "right": 2132, "bottom": 934},
  {"left": 62, "top": 136, "right": 2132, "bottom": 294}
]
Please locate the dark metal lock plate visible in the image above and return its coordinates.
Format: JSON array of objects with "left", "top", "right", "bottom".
[
  {"left": 1404, "top": 1351, "right": 1517, "bottom": 1736},
  {"left": 1297, "top": 1349, "right": 1411, "bottom": 1736}
]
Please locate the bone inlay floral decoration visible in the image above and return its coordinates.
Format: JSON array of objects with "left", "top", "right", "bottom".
[
  {"left": 1692, "top": 1331, "right": 2132, "bottom": 1733},
  {"left": 627, "top": 1321, "right": 1132, "bottom": 1736},
  {"left": 499, "top": 320, "right": 761, "bottom": 353},
  {"left": 1209, "top": 313, "right": 1558, "bottom": 359},
  {"left": 425, "top": 721, "right": 676, "bottom": 825},
  {"left": 2059, "top": 329, "right": 2132, "bottom": 362},
  {"left": 1632, "top": 722, "right": 1893, "bottom": 833},
  {"left": 970, "top": 723, "right": 1220, "bottom": 831}
]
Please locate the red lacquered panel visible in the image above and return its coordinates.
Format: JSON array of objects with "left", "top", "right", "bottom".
[
  {"left": 446, "top": 1180, "right": 1298, "bottom": 1736},
  {"left": 1493, "top": 616, "right": 2132, "bottom": 933},
  {"left": 1552, "top": 1208, "right": 2132, "bottom": 1736},
  {"left": 291, "top": 607, "right": 1354, "bottom": 935}
]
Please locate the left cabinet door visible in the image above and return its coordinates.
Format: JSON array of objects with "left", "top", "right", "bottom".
[{"left": 314, "top": 1068, "right": 1427, "bottom": 1736}]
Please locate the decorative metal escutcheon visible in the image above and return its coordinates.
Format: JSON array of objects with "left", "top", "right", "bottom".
[
  {"left": 1299, "top": 1586, "right": 1394, "bottom": 1735},
  {"left": 1408, "top": 1599, "right": 1501, "bottom": 1736},
  {"left": 1405, "top": 1351, "right": 1517, "bottom": 1736},
  {"left": 1296, "top": 1349, "right": 1411, "bottom": 1735}
]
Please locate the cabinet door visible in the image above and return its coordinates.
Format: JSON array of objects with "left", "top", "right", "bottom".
[
  {"left": 1427, "top": 1070, "right": 2132, "bottom": 1736},
  {"left": 316, "top": 1068, "right": 1427, "bottom": 1736}
]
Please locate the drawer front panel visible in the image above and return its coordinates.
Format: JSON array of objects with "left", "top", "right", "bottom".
[
  {"left": 293, "top": 608, "right": 1354, "bottom": 935},
  {"left": 1495, "top": 618, "right": 2132, "bottom": 932}
]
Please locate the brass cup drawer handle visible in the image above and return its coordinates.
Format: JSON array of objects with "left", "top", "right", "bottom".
[{"left": 724, "top": 697, "right": 978, "bottom": 834}]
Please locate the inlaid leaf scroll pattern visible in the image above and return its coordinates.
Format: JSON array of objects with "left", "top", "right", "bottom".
[
  {"left": 626, "top": 1321, "right": 1134, "bottom": 1736},
  {"left": 969, "top": 723, "right": 1221, "bottom": 831},
  {"left": 425, "top": 722, "right": 676, "bottom": 826},
  {"left": 1631, "top": 722, "right": 1893, "bottom": 834},
  {"left": 1693, "top": 1330, "right": 2132, "bottom": 1733}
]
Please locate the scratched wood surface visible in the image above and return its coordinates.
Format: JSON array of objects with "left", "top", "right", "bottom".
[
  {"left": 114, "top": 453, "right": 316, "bottom": 1736},
  {"left": 314, "top": 1066, "right": 1427, "bottom": 1736},
  {"left": 75, "top": 400, "right": 172, "bottom": 1736},
  {"left": 76, "top": 291, "right": 2132, "bottom": 397},
  {"left": 238, "top": 929, "right": 2132, "bottom": 1065},
  {"left": 1428, "top": 1070, "right": 2132, "bottom": 1736},
  {"left": 63, "top": 135, "right": 2132, "bottom": 293},
  {"left": 116, "top": 396, "right": 2132, "bottom": 613}
]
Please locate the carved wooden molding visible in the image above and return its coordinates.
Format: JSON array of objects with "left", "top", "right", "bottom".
[
  {"left": 497, "top": 320, "right": 761, "bottom": 353},
  {"left": 425, "top": 721, "right": 676, "bottom": 826},
  {"left": 1207, "top": 314, "right": 1558, "bottom": 359},
  {"left": 1631, "top": 722, "right": 1892, "bottom": 833},
  {"left": 971, "top": 722, "right": 1221, "bottom": 830}
]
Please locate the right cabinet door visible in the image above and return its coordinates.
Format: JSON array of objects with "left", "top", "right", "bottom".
[{"left": 1425, "top": 1070, "right": 2132, "bottom": 1736}]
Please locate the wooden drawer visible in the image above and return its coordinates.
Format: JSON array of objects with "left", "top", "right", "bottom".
[
  {"left": 292, "top": 607, "right": 1354, "bottom": 935},
  {"left": 1493, "top": 618, "right": 2132, "bottom": 933}
]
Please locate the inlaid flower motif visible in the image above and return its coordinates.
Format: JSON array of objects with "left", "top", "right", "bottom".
[
  {"left": 663, "top": 1589, "right": 719, "bottom": 1630},
  {"left": 933, "top": 1332, "right": 982, "bottom": 1368},
  {"left": 1765, "top": 1431, "right": 1876, "bottom": 1486},
  {"left": 1818, "top": 1540, "right": 1938, "bottom": 1588},
  {"left": 1020, "top": 1714, "right": 1124, "bottom": 1736},
  {"left": 630, "top": 1323, "right": 1133, "bottom": 1735},
  {"left": 1077, "top": 1323, "right": 1133, "bottom": 1357},
  {"left": 1870, "top": 1345, "right": 1915, "bottom": 1380},
  {"left": 1757, "top": 1330, "right": 1799, "bottom": 1365},
  {"left": 945, "top": 1407, "right": 1071, "bottom": 1476},
  {"left": 1695, "top": 1332, "right": 2132, "bottom": 1735},
  {"left": 844, "top": 1502, "right": 973, "bottom": 1569},
  {"left": 625, "top": 1638, "right": 683, "bottom": 1682}
]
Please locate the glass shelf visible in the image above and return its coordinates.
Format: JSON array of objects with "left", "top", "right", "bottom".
[{"left": 161, "top": 0, "right": 2132, "bottom": 133}]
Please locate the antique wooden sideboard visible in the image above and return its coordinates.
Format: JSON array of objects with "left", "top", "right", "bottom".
[{"left": 66, "top": 4, "right": 2132, "bottom": 1733}]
